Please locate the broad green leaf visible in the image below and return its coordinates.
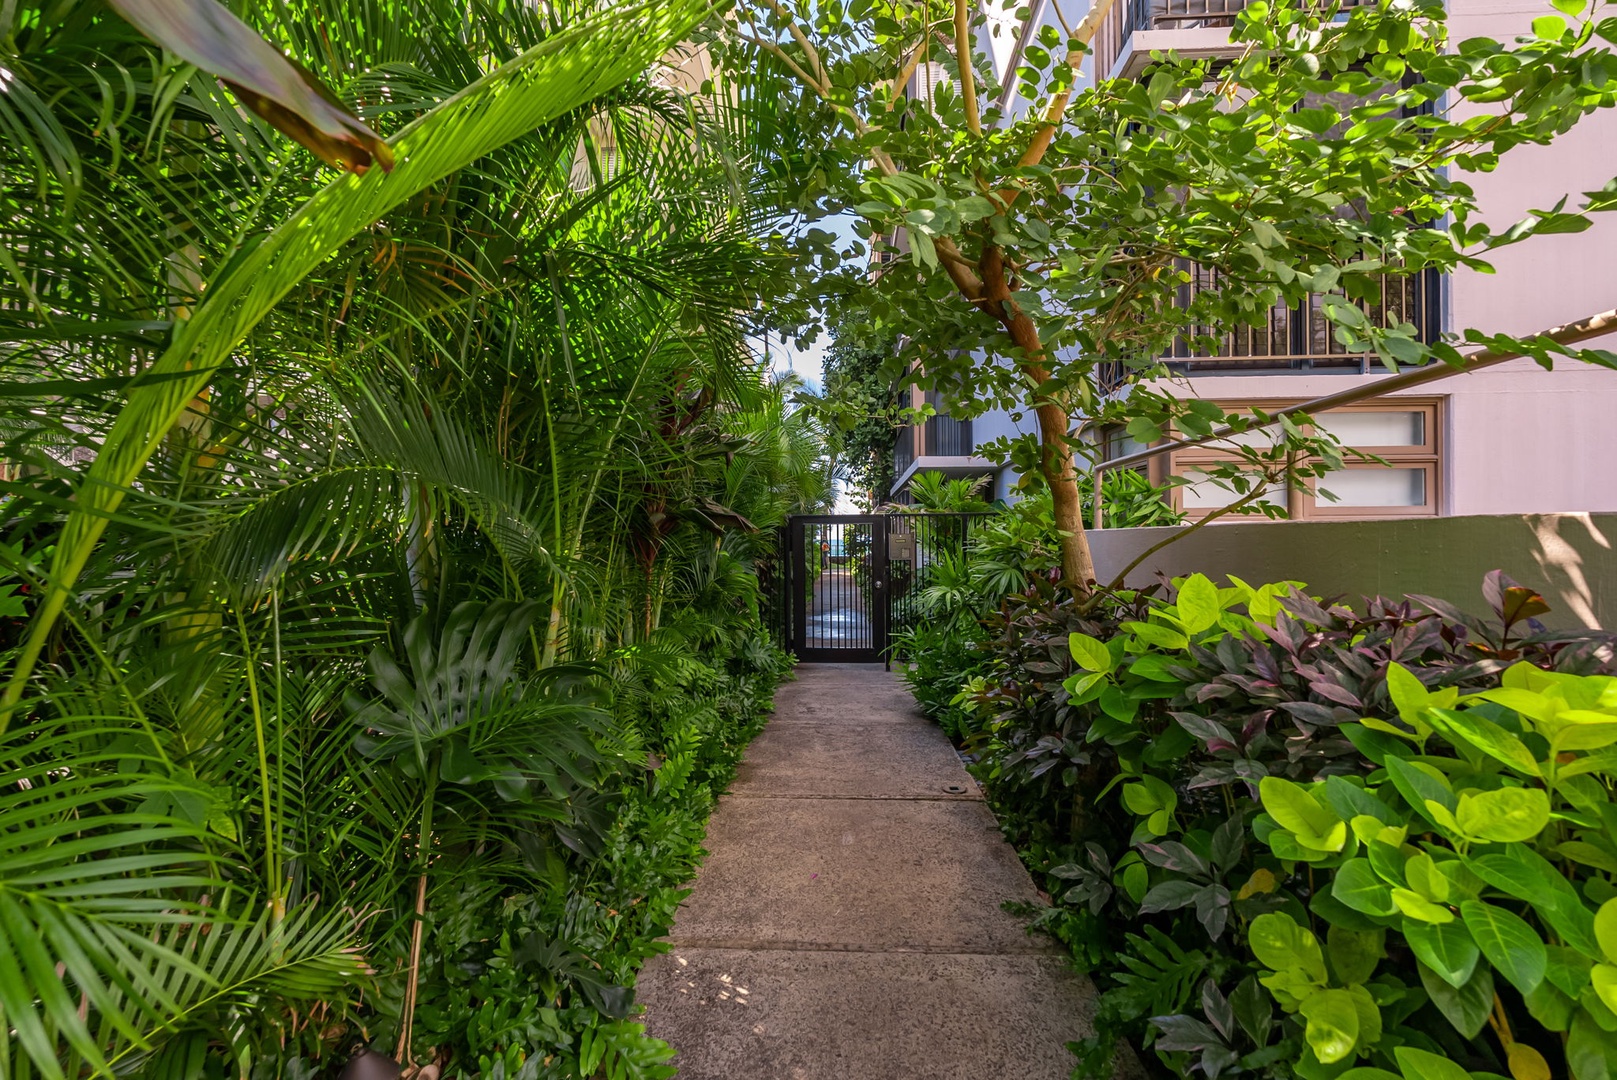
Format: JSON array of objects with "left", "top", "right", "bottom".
[
  {"left": 1325, "top": 776, "right": 1399, "bottom": 826},
  {"left": 1333, "top": 859, "right": 1397, "bottom": 917},
  {"left": 1570, "top": 1009, "right": 1617, "bottom": 1080},
  {"left": 1533, "top": 14, "right": 1568, "bottom": 38},
  {"left": 1508, "top": 1043, "right": 1553, "bottom": 1080},
  {"left": 1477, "top": 687, "right": 1559, "bottom": 725},
  {"left": 1428, "top": 708, "right": 1541, "bottom": 777},
  {"left": 1417, "top": 958, "right": 1494, "bottom": 1040},
  {"left": 1405, "top": 853, "right": 1450, "bottom": 902},
  {"left": 1250, "top": 913, "right": 1328, "bottom": 984},
  {"left": 1260, "top": 777, "right": 1346, "bottom": 852},
  {"left": 1064, "top": 670, "right": 1106, "bottom": 698},
  {"left": 1386, "top": 662, "right": 1431, "bottom": 724},
  {"left": 1461, "top": 900, "right": 1547, "bottom": 994},
  {"left": 1404, "top": 920, "right": 1480, "bottom": 988},
  {"left": 1469, "top": 848, "right": 1600, "bottom": 957},
  {"left": 1392, "top": 888, "right": 1454, "bottom": 924},
  {"left": 1346, "top": 984, "right": 1383, "bottom": 1054},
  {"left": 1, "top": 0, "right": 715, "bottom": 721},
  {"left": 1596, "top": 898, "right": 1617, "bottom": 964},
  {"left": 1456, "top": 788, "right": 1551, "bottom": 843},
  {"left": 1395, "top": 1045, "right": 1477, "bottom": 1080},
  {"left": 1068, "top": 632, "right": 1113, "bottom": 673},
  {"left": 1385, "top": 757, "right": 1456, "bottom": 828},
  {"left": 1175, "top": 574, "right": 1221, "bottom": 635},
  {"left": 1121, "top": 775, "right": 1176, "bottom": 817},
  {"left": 1593, "top": 964, "right": 1617, "bottom": 1019},
  {"left": 1327, "top": 926, "right": 1386, "bottom": 985},
  {"left": 1125, "top": 621, "right": 1189, "bottom": 650},
  {"left": 1300, "top": 988, "right": 1360, "bottom": 1065},
  {"left": 1555, "top": 722, "right": 1617, "bottom": 754},
  {"left": 1547, "top": 945, "right": 1595, "bottom": 997}
]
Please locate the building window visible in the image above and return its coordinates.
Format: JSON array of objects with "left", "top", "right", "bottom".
[{"left": 1136, "top": 400, "right": 1442, "bottom": 521}]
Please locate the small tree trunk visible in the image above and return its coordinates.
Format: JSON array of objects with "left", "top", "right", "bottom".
[
  {"left": 980, "top": 248, "right": 1097, "bottom": 591},
  {"left": 1035, "top": 398, "right": 1096, "bottom": 589}
]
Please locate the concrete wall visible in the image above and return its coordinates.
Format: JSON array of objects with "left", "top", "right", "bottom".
[{"left": 1089, "top": 513, "right": 1617, "bottom": 629}]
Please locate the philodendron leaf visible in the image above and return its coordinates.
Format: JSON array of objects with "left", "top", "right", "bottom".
[
  {"left": 1461, "top": 900, "right": 1547, "bottom": 994},
  {"left": 1392, "top": 888, "right": 1455, "bottom": 925},
  {"left": 1384, "top": 757, "right": 1456, "bottom": 829},
  {"left": 1175, "top": 573, "right": 1222, "bottom": 635},
  {"left": 1333, "top": 859, "right": 1397, "bottom": 917},
  {"left": 1125, "top": 620, "right": 1190, "bottom": 650},
  {"left": 1385, "top": 662, "right": 1434, "bottom": 730},
  {"left": 1427, "top": 708, "right": 1541, "bottom": 777},
  {"left": 1455, "top": 787, "right": 1551, "bottom": 843},
  {"left": 1596, "top": 897, "right": 1617, "bottom": 963},
  {"left": 1300, "top": 988, "right": 1360, "bottom": 1065},
  {"left": 107, "top": 0, "right": 392, "bottom": 173},
  {"left": 1327, "top": 925, "right": 1386, "bottom": 986},
  {"left": 1508, "top": 1043, "right": 1553, "bottom": 1080}
]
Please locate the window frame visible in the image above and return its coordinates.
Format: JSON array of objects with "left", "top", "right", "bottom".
[{"left": 1108, "top": 398, "right": 1444, "bottom": 521}]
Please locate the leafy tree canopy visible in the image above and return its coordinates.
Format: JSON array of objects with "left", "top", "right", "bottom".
[{"left": 705, "top": 0, "right": 1617, "bottom": 586}]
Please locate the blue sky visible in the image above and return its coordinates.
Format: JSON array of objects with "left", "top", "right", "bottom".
[{"left": 764, "top": 212, "right": 865, "bottom": 392}]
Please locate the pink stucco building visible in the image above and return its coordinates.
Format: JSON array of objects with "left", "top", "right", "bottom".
[{"left": 892, "top": 0, "right": 1617, "bottom": 520}]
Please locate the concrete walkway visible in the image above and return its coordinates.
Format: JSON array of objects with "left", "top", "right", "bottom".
[{"left": 638, "top": 664, "right": 1105, "bottom": 1079}]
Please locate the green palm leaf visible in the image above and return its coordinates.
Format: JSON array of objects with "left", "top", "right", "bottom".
[{"left": 4, "top": 0, "right": 718, "bottom": 723}]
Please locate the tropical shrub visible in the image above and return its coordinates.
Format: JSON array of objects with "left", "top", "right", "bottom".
[
  {"left": 892, "top": 479, "right": 1178, "bottom": 739},
  {"left": 0, "top": 2, "right": 825, "bottom": 1075},
  {"left": 914, "top": 572, "right": 1617, "bottom": 1077}
]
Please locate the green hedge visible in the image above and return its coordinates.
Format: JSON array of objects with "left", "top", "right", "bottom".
[{"left": 926, "top": 572, "right": 1617, "bottom": 1079}]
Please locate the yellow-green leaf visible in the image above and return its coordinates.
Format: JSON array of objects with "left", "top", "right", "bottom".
[
  {"left": 1392, "top": 888, "right": 1454, "bottom": 924},
  {"left": 1455, "top": 788, "right": 1550, "bottom": 843}
]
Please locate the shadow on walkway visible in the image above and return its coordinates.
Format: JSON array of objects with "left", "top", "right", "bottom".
[{"left": 638, "top": 664, "right": 1116, "bottom": 1079}]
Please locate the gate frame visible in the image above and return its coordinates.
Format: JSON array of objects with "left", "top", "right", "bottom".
[{"left": 786, "top": 514, "right": 887, "bottom": 663}]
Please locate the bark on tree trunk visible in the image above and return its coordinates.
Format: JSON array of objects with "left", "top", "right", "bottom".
[
  {"left": 978, "top": 248, "right": 1097, "bottom": 591},
  {"left": 1035, "top": 397, "right": 1096, "bottom": 588}
]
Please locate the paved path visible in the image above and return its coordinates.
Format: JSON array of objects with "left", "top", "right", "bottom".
[{"left": 638, "top": 664, "right": 1107, "bottom": 1079}]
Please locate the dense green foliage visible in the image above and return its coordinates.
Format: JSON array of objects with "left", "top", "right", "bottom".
[
  {"left": 906, "top": 568, "right": 1617, "bottom": 1078},
  {"left": 819, "top": 333, "right": 905, "bottom": 509},
  {"left": 0, "top": 1, "right": 826, "bottom": 1076},
  {"left": 709, "top": 0, "right": 1617, "bottom": 582},
  {"left": 894, "top": 481, "right": 1180, "bottom": 738}
]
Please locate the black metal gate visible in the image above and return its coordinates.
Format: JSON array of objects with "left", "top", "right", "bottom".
[{"left": 781, "top": 513, "right": 983, "bottom": 663}]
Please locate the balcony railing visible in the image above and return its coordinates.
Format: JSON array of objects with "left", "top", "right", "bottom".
[
  {"left": 1094, "top": 0, "right": 1376, "bottom": 79},
  {"left": 1098, "top": 266, "right": 1443, "bottom": 386},
  {"left": 1166, "top": 264, "right": 1442, "bottom": 375}
]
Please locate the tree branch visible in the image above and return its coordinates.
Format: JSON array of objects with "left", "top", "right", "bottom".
[
  {"left": 998, "top": 0, "right": 1121, "bottom": 209},
  {"left": 734, "top": 29, "right": 826, "bottom": 100},
  {"left": 934, "top": 236, "right": 986, "bottom": 299},
  {"left": 954, "top": 0, "right": 982, "bottom": 135},
  {"left": 889, "top": 40, "right": 931, "bottom": 110},
  {"left": 764, "top": 0, "right": 832, "bottom": 92}
]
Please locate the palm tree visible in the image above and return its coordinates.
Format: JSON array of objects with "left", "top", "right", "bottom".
[{"left": 0, "top": 0, "right": 838, "bottom": 1074}]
